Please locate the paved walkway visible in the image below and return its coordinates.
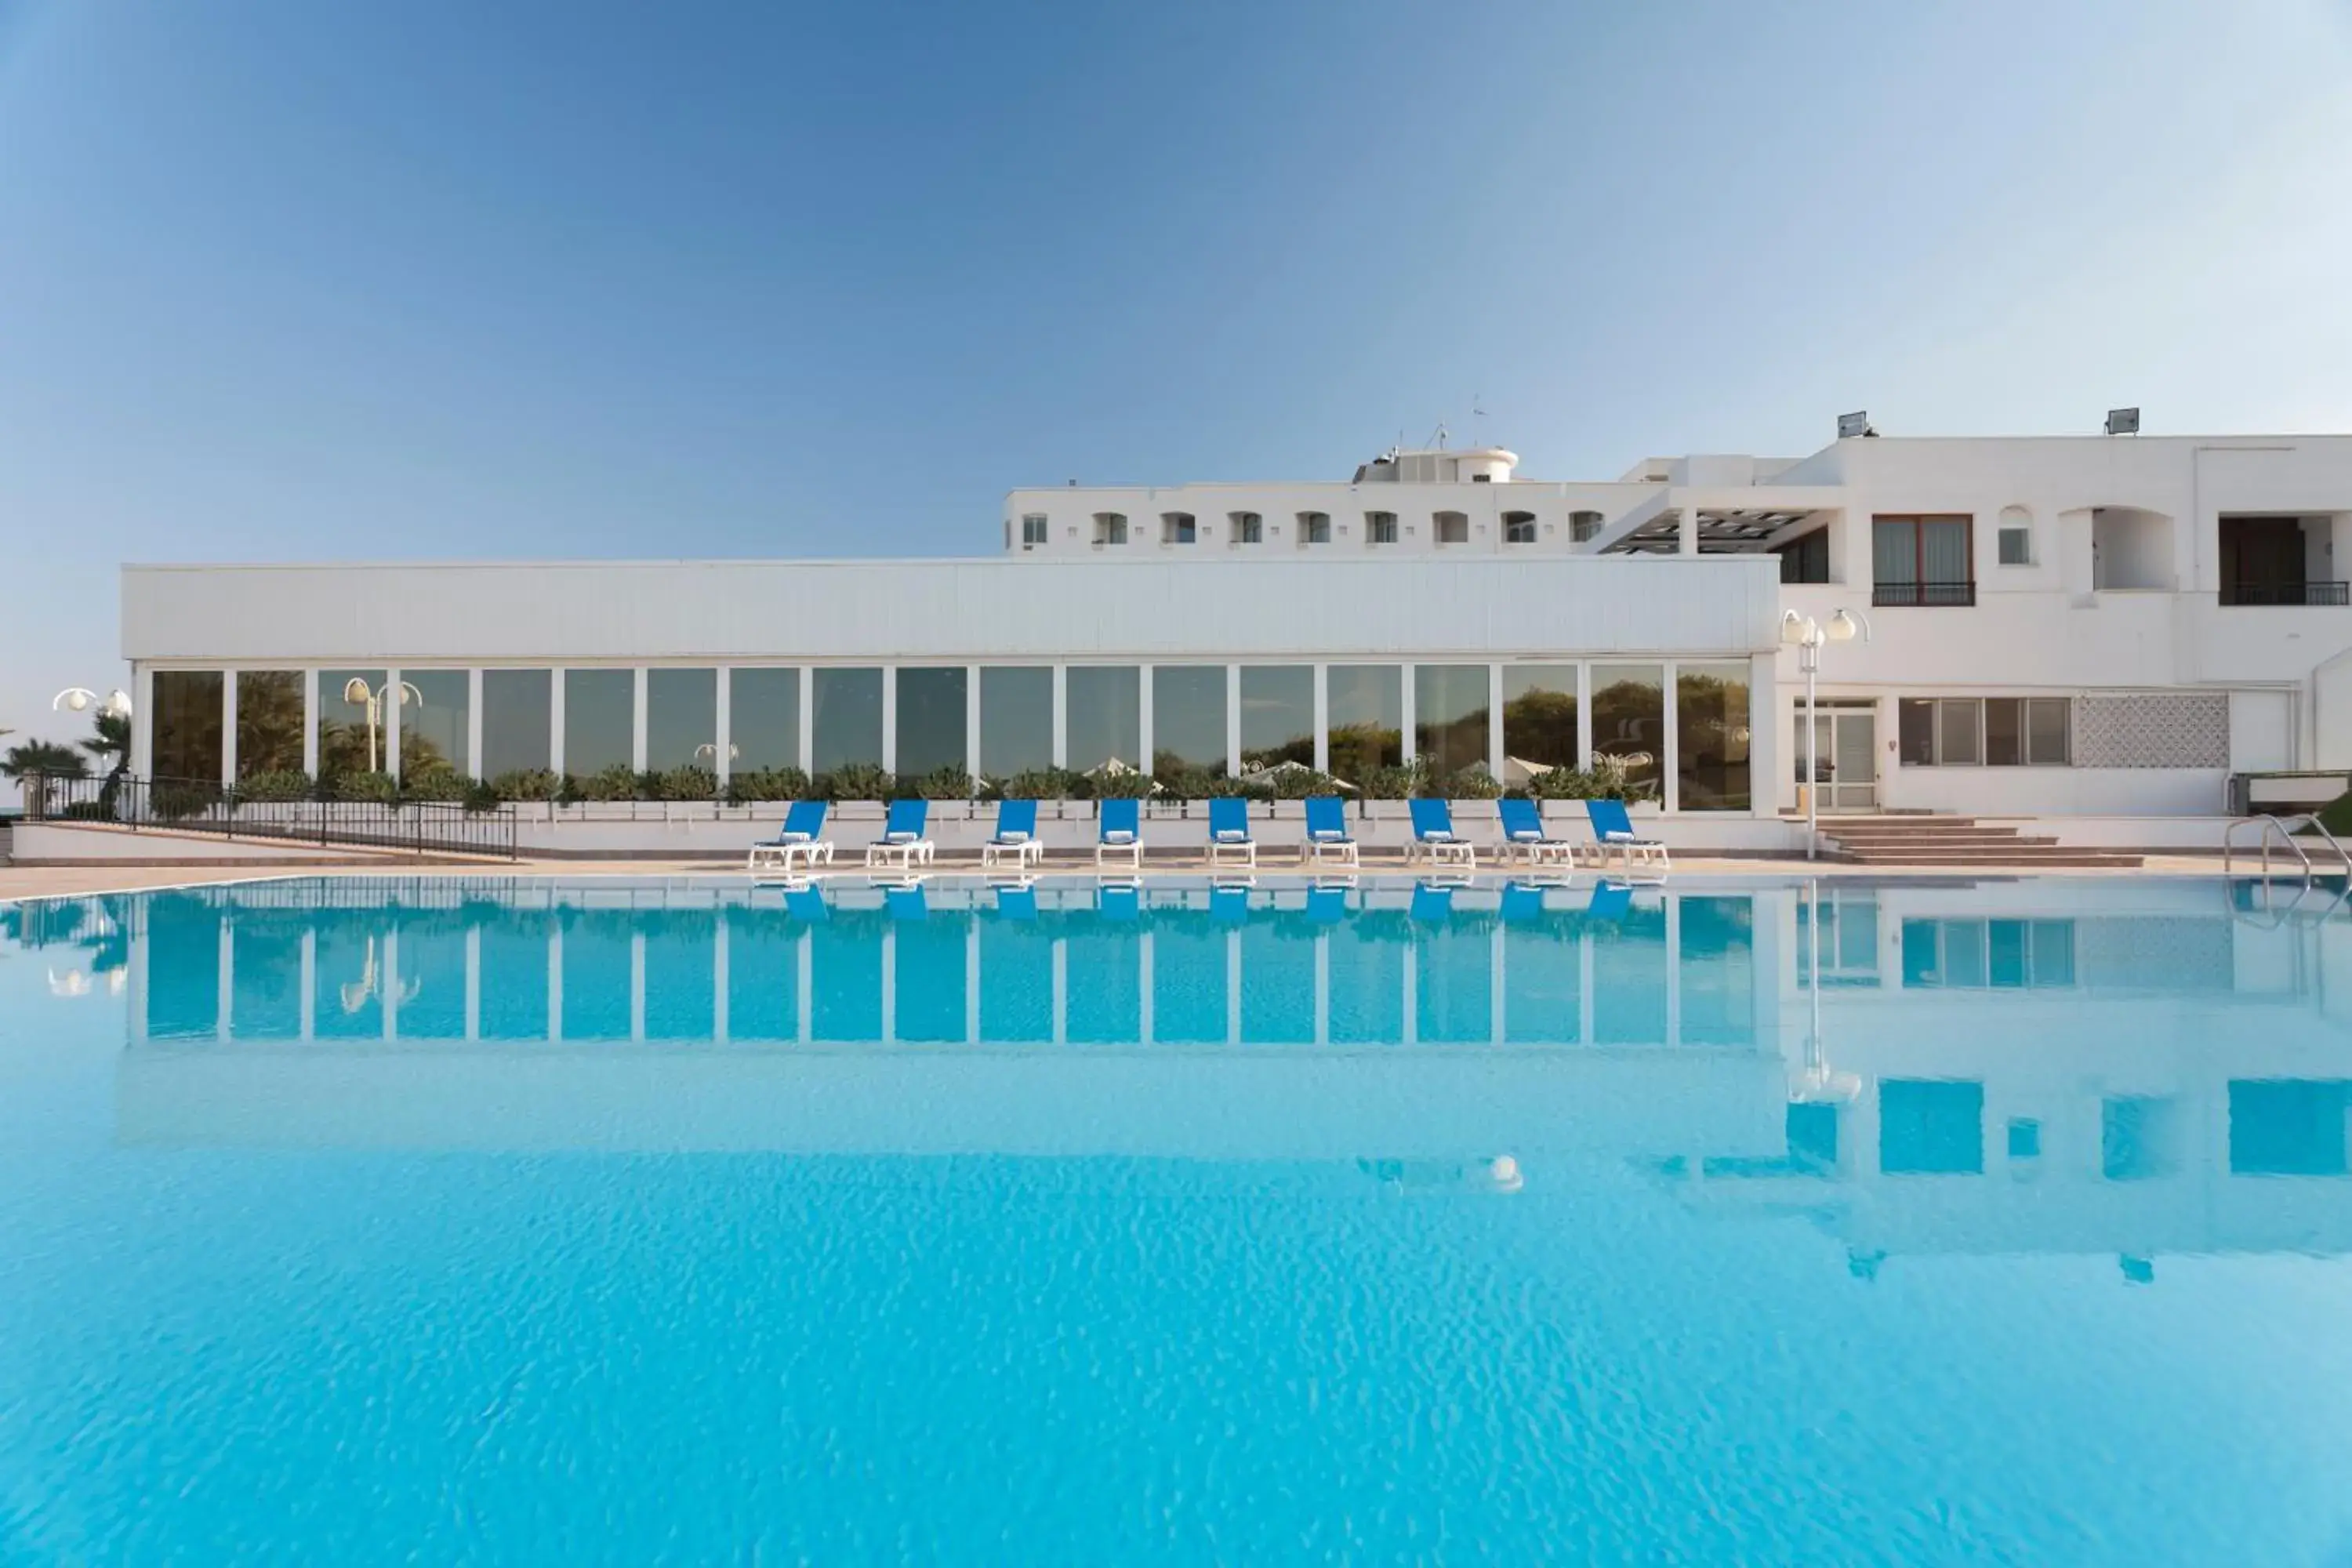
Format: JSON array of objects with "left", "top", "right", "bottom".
[{"left": 0, "top": 851, "right": 2248, "bottom": 902}]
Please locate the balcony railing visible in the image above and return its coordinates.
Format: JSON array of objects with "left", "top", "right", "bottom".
[
  {"left": 2223, "top": 581, "right": 2350, "bottom": 607},
  {"left": 1871, "top": 579, "right": 1976, "bottom": 608}
]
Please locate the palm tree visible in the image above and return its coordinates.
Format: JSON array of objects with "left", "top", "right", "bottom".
[
  {"left": 82, "top": 710, "right": 130, "bottom": 775},
  {"left": 2, "top": 740, "right": 89, "bottom": 780}
]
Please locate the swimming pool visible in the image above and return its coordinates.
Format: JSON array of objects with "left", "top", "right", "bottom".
[{"left": 3, "top": 873, "right": 2350, "bottom": 1562}]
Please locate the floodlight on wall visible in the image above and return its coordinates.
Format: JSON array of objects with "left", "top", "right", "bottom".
[
  {"left": 2105, "top": 407, "right": 2140, "bottom": 436},
  {"left": 1835, "top": 411, "right": 1872, "bottom": 440}
]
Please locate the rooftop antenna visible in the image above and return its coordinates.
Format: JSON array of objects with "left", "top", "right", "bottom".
[
  {"left": 1472, "top": 394, "right": 1487, "bottom": 448},
  {"left": 1427, "top": 422, "right": 1450, "bottom": 450}
]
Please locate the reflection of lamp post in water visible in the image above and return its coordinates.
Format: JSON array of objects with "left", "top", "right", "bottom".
[
  {"left": 1794, "top": 878, "right": 1860, "bottom": 1105},
  {"left": 1780, "top": 608, "right": 1871, "bottom": 862},
  {"left": 342, "top": 679, "right": 423, "bottom": 773},
  {"left": 695, "top": 742, "right": 739, "bottom": 768}
]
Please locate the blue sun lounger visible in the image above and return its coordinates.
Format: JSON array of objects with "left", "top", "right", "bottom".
[
  {"left": 747, "top": 800, "right": 833, "bottom": 876},
  {"left": 1207, "top": 797, "right": 1256, "bottom": 869},
  {"left": 1097, "top": 797, "right": 1143, "bottom": 870},
  {"left": 1407, "top": 798, "right": 1475, "bottom": 869},
  {"left": 1302, "top": 795, "right": 1358, "bottom": 869}
]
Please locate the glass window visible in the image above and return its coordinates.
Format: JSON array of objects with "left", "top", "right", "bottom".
[
  {"left": 811, "top": 667, "right": 884, "bottom": 774},
  {"left": 1936, "top": 699, "right": 1981, "bottom": 765},
  {"left": 980, "top": 666, "right": 1053, "bottom": 779},
  {"left": 1503, "top": 511, "right": 1537, "bottom": 544},
  {"left": 1299, "top": 511, "right": 1331, "bottom": 546},
  {"left": 152, "top": 671, "right": 224, "bottom": 782},
  {"left": 1093, "top": 513, "right": 1127, "bottom": 546},
  {"left": 1501, "top": 665, "right": 1577, "bottom": 775},
  {"left": 1874, "top": 514, "right": 1974, "bottom": 602},
  {"left": 1326, "top": 665, "right": 1402, "bottom": 781},
  {"left": 1898, "top": 699, "right": 1935, "bottom": 766},
  {"left": 401, "top": 670, "right": 469, "bottom": 776},
  {"left": 318, "top": 669, "right": 390, "bottom": 778},
  {"left": 1230, "top": 512, "right": 1262, "bottom": 545},
  {"left": 1152, "top": 665, "right": 1227, "bottom": 776},
  {"left": 1998, "top": 527, "right": 2032, "bottom": 565},
  {"left": 1434, "top": 511, "right": 1469, "bottom": 545},
  {"left": 1160, "top": 513, "right": 1196, "bottom": 545},
  {"left": 1021, "top": 514, "right": 1048, "bottom": 546},
  {"left": 564, "top": 669, "right": 636, "bottom": 775},
  {"left": 481, "top": 670, "right": 552, "bottom": 778},
  {"left": 1570, "top": 510, "right": 1604, "bottom": 543},
  {"left": 895, "top": 666, "right": 969, "bottom": 779},
  {"left": 2028, "top": 699, "right": 2071, "bottom": 764},
  {"left": 1589, "top": 663, "right": 1664, "bottom": 796},
  {"left": 1066, "top": 666, "right": 1142, "bottom": 773},
  {"left": 1676, "top": 662, "right": 1751, "bottom": 811},
  {"left": 645, "top": 668, "right": 717, "bottom": 771},
  {"left": 1366, "top": 512, "right": 1399, "bottom": 546},
  {"left": 1985, "top": 699, "right": 2024, "bottom": 766},
  {"left": 1414, "top": 665, "right": 1491, "bottom": 777},
  {"left": 1239, "top": 666, "right": 1313, "bottom": 769},
  {"left": 234, "top": 670, "right": 304, "bottom": 777},
  {"left": 729, "top": 668, "right": 801, "bottom": 773},
  {"left": 1777, "top": 530, "right": 1830, "bottom": 584}
]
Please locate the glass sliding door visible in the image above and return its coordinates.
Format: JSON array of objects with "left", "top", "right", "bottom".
[
  {"left": 1151, "top": 665, "right": 1227, "bottom": 778},
  {"left": 318, "top": 669, "right": 390, "bottom": 779},
  {"left": 1238, "top": 666, "right": 1313, "bottom": 770},
  {"left": 1501, "top": 665, "right": 1577, "bottom": 785},
  {"left": 152, "top": 671, "right": 225, "bottom": 783},
  {"left": 1675, "top": 662, "right": 1751, "bottom": 811},
  {"left": 645, "top": 668, "right": 717, "bottom": 772},
  {"left": 234, "top": 670, "right": 304, "bottom": 778},
  {"left": 1589, "top": 664, "right": 1664, "bottom": 797},
  {"left": 811, "top": 667, "right": 884, "bottom": 775},
  {"left": 1414, "top": 665, "right": 1492, "bottom": 779},
  {"left": 1326, "top": 665, "right": 1402, "bottom": 783},
  {"left": 728, "top": 669, "right": 801, "bottom": 774},
  {"left": 895, "top": 666, "right": 969, "bottom": 780},
  {"left": 563, "top": 670, "right": 635, "bottom": 777},
  {"left": 481, "top": 670, "right": 553, "bottom": 779},
  {"left": 401, "top": 670, "right": 470, "bottom": 777},
  {"left": 979, "top": 666, "right": 1053, "bottom": 781},
  {"left": 1065, "top": 666, "right": 1141, "bottom": 775}
]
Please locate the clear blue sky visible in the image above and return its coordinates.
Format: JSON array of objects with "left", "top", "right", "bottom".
[{"left": 4, "top": 0, "right": 2351, "bottom": 753}]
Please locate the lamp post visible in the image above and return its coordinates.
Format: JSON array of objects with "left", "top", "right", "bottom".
[
  {"left": 53, "top": 688, "right": 133, "bottom": 717},
  {"left": 1780, "top": 608, "right": 1871, "bottom": 861},
  {"left": 342, "top": 678, "right": 423, "bottom": 774}
]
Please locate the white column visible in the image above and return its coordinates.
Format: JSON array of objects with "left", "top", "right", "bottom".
[
  {"left": 1664, "top": 893, "right": 1683, "bottom": 1047},
  {"left": 1399, "top": 665, "right": 1417, "bottom": 764},
  {"left": 797, "top": 668, "right": 815, "bottom": 775},
  {"left": 1576, "top": 662, "right": 1594, "bottom": 768},
  {"left": 1226, "top": 664, "right": 1243, "bottom": 776},
  {"left": 547, "top": 926, "right": 564, "bottom": 1041},
  {"left": 965, "top": 665, "right": 982, "bottom": 782},
  {"left": 713, "top": 916, "right": 730, "bottom": 1043},
  {"left": 629, "top": 932, "right": 646, "bottom": 1042},
  {"left": 549, "top": 670, "right": 568, "bottom": 779},
  {"left": 1051, "top": 938, "right": 1068, "bottom": 1044},
  {"left": 796, "top": 931, "right": 813, "bottom": 1044},
  {"left": 466, "top": 669, "right": 485, "bottom": 779},
  {"left": 630, "top": 668, "right": 649, "bottom": 773},
  {"left": 298, "top": 929, "right": 315, "bottom": 1042},
  {"left": 1313, "top": 933, "right": 1330, "bottom": 1045},
  {"left": 1138, "top": 666, "right": 1155, "bottom": 775},
  {"left": 880, "top": 925, "right": 897, "bottom": 1043},
  {"left": 297, "top": 669, "right": 318, "bottom": 777},
  {"left": 1051, "top": 666, "right": 1069, "bottom": 768},
  {"left": 220, "top": 669, "right": 239, "bottom": 786},
  {"left": 1227, "top": 929, "right": 1243, "bottom": 1044},
  {"left": 1138, "top": 931, "right": 1155, "bottom": 1045},
  {"left": 1401, "top": 938, "right": 1418, "bottom": 1047},
  {"left": 464, "top": 926, "right": 481, "bottom": 1043},
  {"left": 1661, "top": 662, "right": 1680, "bottom": 814},
  {"left": 386, "top": 666, "right": 402, "bottom": 782},
  {"left": 216, "top": 921, "right": 234, "bottom": 1042},
  {"left": 131, "top": 664, "right": 155, "bottom": 778},
  {"left": 965, "top": 916, "right": 982, "bottom": 1044},
  {"left": 880, "top": 666, "right": 898, "bottom": 775},
  {"left": 1679, "top": 504, "right": 1698, "bottom": 557},
  {"left": 382, "top": 927, "right": 400, "bottom": 1041},
  {"left": 1747, "top": 651, "right": 1780, "bottom": 819},
  {"left": 1490, "top": 923, "right": 1507, "bottom": 1046},
  {"left": 1487, "top": 662, "right": 1505, "bottom": 778},
  {"left": 1578, "top": 932, "right": 1595, "bottom": 1045},
  {"left": 713, "top": 667, "right": 733, "bottom": 788},
  {"left": 1312, "top": 663, "right": 1330, "bottom": 773}
]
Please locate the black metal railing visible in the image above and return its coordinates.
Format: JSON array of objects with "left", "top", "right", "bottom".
[
  {"left": 20, "top": 774, "right": 517, "bottom": 859},
  {"left": 1871, "top": 579, "right": 1976, "bottom": 608},
  {"left": 2222, "top": 581, "right": 2350, "bottom": 607}
]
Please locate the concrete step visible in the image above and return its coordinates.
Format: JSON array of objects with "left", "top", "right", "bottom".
[
  {"left": 1824, "top": 829, "right": 2042, "bottom": 844},
  {"left": 1831, "top": 849, "right": 2143, "bottom": 867}
]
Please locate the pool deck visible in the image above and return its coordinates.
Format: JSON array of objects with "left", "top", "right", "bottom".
[{"left": 0, "top": 851, "right": 2253, "bottom": 902}]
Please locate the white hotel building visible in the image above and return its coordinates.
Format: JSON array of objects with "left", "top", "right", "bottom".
[{"left": 120, "top": 426, "right": 2352, "bottom": 847}]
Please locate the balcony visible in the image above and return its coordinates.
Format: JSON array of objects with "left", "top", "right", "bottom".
[
  {"left": 2223, "top": 581, "right": 2350, "bottom": 607},
  {"left": 1872, "top": 579, "right": 1976, "bottom": 608}
]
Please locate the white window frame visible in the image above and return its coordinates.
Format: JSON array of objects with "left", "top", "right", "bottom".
[{"left": 1021, "top": 514, "right": 1049, "bottom": 547}]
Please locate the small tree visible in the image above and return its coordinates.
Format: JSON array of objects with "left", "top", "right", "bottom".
[{"left": 2, "top": 740, "right": 89, "bottom": 780}]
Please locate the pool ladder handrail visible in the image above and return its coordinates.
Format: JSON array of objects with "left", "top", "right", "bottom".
[{"left": 2224, "top": 811, "right": 2352, "bottom": 886}]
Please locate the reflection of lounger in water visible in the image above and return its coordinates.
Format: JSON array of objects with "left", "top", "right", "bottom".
[{"left": 1357, "top": 1156, "right": 1523, "bottom": 1194}]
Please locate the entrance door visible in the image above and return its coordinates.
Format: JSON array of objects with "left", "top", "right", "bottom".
[{"left": 1795, "top": 708, "right": 1878, "bottom": 811}]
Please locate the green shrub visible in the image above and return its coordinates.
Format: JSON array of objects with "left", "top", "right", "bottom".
[
  {"left": 1355, "top": 761, "right": 1424, "bottom": 800},
  {"left": 906, "top": 764, "right": 975, "bottom": 800},
  {"left": 1258, "top": 766, "right": 1342, "bottom": 801},
  {"left": 1089, "top": 768, "right": 1156, "bottom": 800},
  {"left": 237, "top": 770, "right": 314, "bottom": 803},
  {"left": 649, "top": 764, "right": 718, "bottom": 802},
  {"left": 726, "top": 766, "right": 811, "bottom": 804},
  {"left": 491, "top": 768, "right": 561, "bottom": 803},
  {"left": 1438, "top": 764, "right": 1503, "bottom": 800},
  {"left": 329, "top": 770, "right": 398, "bottom": 804},
  {"left": 1000, "top": 767, "right": 1090, "bottom": 800},
  {"left": 463, "top": 778, "right": 504, "bottom": 813},
  {"left": 820, "top": 762, "right": 895, "bottom": 802},
  {"left": 572, "top": 764, "right": 641, "bottom": 803},
  {"left": 1151, "top": 765, "right": 1225, "bottom": 801},
  {"left": 399, "top": 766, "right": 470, "bottom": 804}
]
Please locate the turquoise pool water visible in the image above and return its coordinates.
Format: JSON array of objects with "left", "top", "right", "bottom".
[{"left": 4, "top": 873, "right": 2351, "bottom": 1563}]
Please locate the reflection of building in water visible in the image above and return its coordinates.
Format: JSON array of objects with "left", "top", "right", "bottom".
[
  {"left": 98, "top": 877, "right": 1787, "bottom": 1162},
  {"left": 1667, "top": 878, "right": 2352, "bottom": 1269}
]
